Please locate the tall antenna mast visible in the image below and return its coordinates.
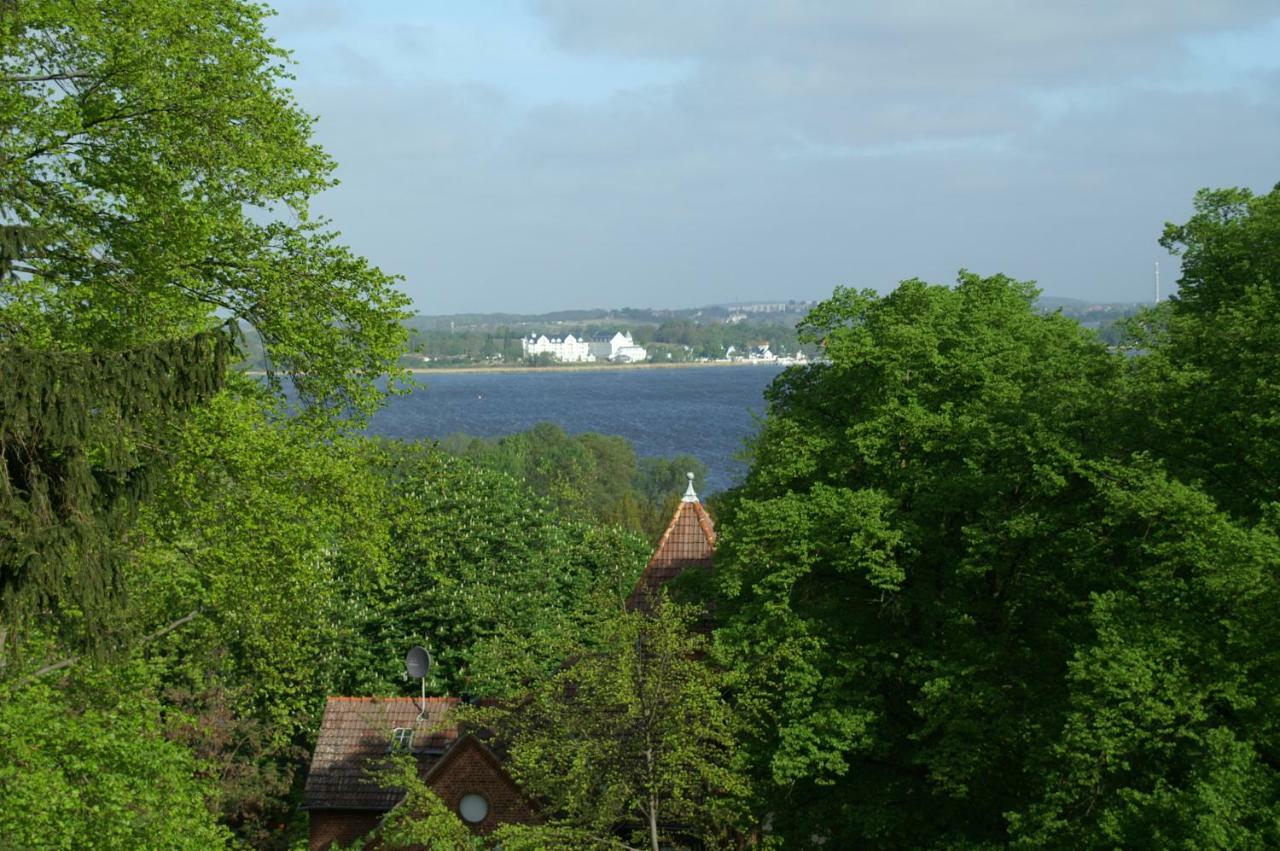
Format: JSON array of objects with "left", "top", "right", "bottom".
[{"left": 1154, "top": 261, "right": 1160, "bottom": 304}]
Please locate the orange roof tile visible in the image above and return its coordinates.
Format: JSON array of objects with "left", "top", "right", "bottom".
[{"left": 626, "top": 497, "right": 716, "bottom": 611}]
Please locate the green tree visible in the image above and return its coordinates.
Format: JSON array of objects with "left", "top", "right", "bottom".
[
  {"left": 634, "top": 455, "right": 710, "bottom": 539},
  {"left": 487, "top": 599, "right": 748, "bottom": 851},
  {"left": 713, "top": 272, "right": 1278, "bottom": 846},
  {"left": 121, "top": 389, "right": 393, "bottom": 843},
  {"left": 339, "top": 440, "right": 651, "bottom": 700},
  {"left": 0, "top": 671, "right": 233, "bottom": 850},
  {"left": 443, "top": 423, "right": 710, "bottom": 542},
  {"left": 0, "top": 328, "right": 235, "bottom": 647},
  {"left": 1, "top": 3, "right": 411, "bottom": 845},
  {"left": 365, "top": 756, "right": 483, "bottom": 851},
  {"left": 1124, "top": 183, "right": 1280, "bottom": 520},
  {"left": 1006, "top": 467, "right": 1280, "bottom": 847},
  {"left": 0, "top": 0, "right": 409, "bottom": 414}
]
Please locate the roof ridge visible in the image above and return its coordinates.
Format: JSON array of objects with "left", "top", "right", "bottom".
[
  {"left": 625, "top": 492, "right": 717, "bottom": 610},
  {"left": 327, "top": 695, "right": 460, "bottom": 703},
  {"left": 649, "top": 500, "right": 690, "bottom": 562},
  {"left": 647, "top": 499, "right": 716, "bottom": 566}
]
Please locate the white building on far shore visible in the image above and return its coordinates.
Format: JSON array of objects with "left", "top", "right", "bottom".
[
  {"left": 588, "top": 331, "right": 647, "bottom": 363},
  {"left": 522, "top": 331, "right": 648, "bottom": 363},
  {"left": 522, "top": 332, "right": 593, "bottom": 363}
]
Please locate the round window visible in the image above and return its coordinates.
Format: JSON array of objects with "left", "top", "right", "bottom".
[{"left": 458, "top": 793, "right": 489, "bottom": 824}]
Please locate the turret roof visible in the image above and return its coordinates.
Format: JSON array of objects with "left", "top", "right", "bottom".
[{"left": 626, "top": 474, "right": 716, "bottom": 611}]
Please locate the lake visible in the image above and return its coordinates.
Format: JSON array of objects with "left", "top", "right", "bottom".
[{"left": 367, "top": 364, "right": 788, "bottom": 493}]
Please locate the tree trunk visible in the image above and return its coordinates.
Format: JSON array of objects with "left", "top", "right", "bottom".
[
  {"left": 649, "top": 790, "right": 660, "bottom": 851},
  {"left": 646, "top": 734, "right": 660, "bottom": 851}
]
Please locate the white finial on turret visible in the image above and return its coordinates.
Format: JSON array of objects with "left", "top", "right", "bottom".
[{"left": 682, "top": 472, "right": 698, "bottom": 503}]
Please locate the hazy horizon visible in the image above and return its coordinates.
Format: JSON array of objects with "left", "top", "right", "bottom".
[
  {"left": 269, "top": 1, "right": 1280, "bottom": 314},
  {"left": 407, "top": 290, "right": 1149, "bottom": 319}
]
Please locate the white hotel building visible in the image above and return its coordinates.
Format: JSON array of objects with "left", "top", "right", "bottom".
[{"left": 522, "top": 331, "right": 648, "bottom": 363}]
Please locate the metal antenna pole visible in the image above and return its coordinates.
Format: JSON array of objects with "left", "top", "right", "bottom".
[{"left": 1154, "top": 261, "right": 1160, "bottom": 304}]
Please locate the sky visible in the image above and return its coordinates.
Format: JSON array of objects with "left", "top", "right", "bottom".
[{"left": 268, "top": 1, "right": 1280, "bottom": 314}]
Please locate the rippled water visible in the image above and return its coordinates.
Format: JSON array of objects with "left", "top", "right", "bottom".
[{"left": 367, "top": 365, "right": 787, "bottom": 493}]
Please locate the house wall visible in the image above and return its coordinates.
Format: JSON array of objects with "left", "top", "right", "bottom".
[
  {"left": 309, "top": 750, "right": 532, "bottom": 847},
  {"left": 614, "top": 344, "right": 648, "bottom": 362},
  {"left": 308, "top": 809, "right": 382, "bottom": 850},
  {"left": 428, "top": 744, "right": 534, "bottom": 835},
  {"left": 522, "top": 335, "right": 592, "bottom": 362}
]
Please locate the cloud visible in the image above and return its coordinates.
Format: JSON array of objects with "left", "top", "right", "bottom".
[
  {"left": 531, "top": 1, "right": 1279, "bottom": 150},
  {"left": 270, "top": 1, "right": 1280, "bottom": 312}
]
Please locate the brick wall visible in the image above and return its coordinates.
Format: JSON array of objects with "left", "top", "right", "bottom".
[
  {"left": 308, "top": 738, "right": 534, "bottom": 848},
  {"left": 427, "top": 738, "right": 535, "bottom": 835},
  {"left": 308, "top": 809, "right": 381, "bottom": 850}
]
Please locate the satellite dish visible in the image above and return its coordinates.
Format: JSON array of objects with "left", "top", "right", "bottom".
[{"left": 406, "top": 646, "right": 431, "bottom": 680}]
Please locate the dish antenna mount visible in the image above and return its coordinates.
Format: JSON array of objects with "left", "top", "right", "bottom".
[{"left": 405, "top": 645, "right": 432, "bottom": 720}]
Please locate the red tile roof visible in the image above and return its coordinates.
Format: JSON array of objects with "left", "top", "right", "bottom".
[
  {"left": 626, "top": 498, "right": 716, "bottom": 611},
  {"left": 303, "top": 697, "right": 461, "bottom": 811}
]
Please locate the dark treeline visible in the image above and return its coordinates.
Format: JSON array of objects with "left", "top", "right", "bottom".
[{"left": 437, "top": 422, "right": 710, "bottom": 543}]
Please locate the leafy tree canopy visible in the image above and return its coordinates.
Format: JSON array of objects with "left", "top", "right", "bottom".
[
  {"left": 342, "top": 440, "right": 652, "bottom": 700},
  {"left": 1125, "top": 182, "right": 1280, "bottom": 519},
  {"left": 0, "top": 669, "right": 234, "bottom": 849},
  {"left": 0, "top": 326, "right": 235, "bottom": 643},
  {"left": 0, "top": 0, "right": 409, "bottom": 414},
  {"left": 483, "top": 599, "right": 750, "bottom": 851},
  {"left": 713, "top": 270, "right": 1279, "bottom": 847},
  {"left": 1, "top": 2, "right": 412, "bottom": 842},
  {"left": 440, "top": 422, "right": 710, "bottom": 542}
]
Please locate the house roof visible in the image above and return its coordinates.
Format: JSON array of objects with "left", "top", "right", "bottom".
[
  {"left": 303, "top": 696, "right": 461, "bottom": 811},
  {"left": 626, "top": 478, "right": 716, "bottom": 611}
]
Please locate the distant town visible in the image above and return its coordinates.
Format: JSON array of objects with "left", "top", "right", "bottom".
[
  {"left": 233, "top": 298, "right": 1145, "bottom": 372},
  {"left": 392, "top": 297, "right": 1142, "bottom": 370},
  {"left": 393, "top": 300, "right": 823, "bottom": 369},
  {"left": 514, "top": 328, "right": 807, "bottom": 367}
]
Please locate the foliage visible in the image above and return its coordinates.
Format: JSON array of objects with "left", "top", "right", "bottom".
[
  {"left": 0, "top": 0, "right": 409, "bottom": 415},
  {"left": 0, "top": 669, "right": 233, "bottom": 850},
  {"left": 1123, "top": 182, "right": 1280, "bottom": 520},
  {"left": 1, "top": 2, "right": 410, "bottom": 844},
  {"left": 126, "top": 389, "right": 393, "bottom": 844},
  {"left": 486, "top": 599, "right": 749, "bottom": 851},
  {"left": 1006, "top": 467, "right": 1280, "bottom": 847},
  {"left": 341, "top": 440, "right": 651, "bottom": 700},
  {"left": 406, "top": 324, "right": 526, "bottom": 365},
  {"left": 635, "top": 318, "right": 810, "bottom": 360},
  {"left": 3, "top": 418, "right": 652, "bottom": 845},
  {"left": 0, "top": 326, "right": 235, "bottom": 645},
  {"left": 441, "top": 422, "right": 710, "bottom": 541},
  {"left": 365, "top": 756, "right": 483, "bottom": 851},
  {"left": 713, "top": 270, "right": 1279, "bottom": 847}
]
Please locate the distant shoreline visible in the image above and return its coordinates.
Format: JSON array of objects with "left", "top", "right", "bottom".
[
  {"left": 242, "top": 360, "right": 799, "bottom": 378},
  {"left": 400, "top": 360, "right": 794, "bottom": 376}
]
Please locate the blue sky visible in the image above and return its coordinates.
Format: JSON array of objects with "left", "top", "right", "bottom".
[{"left": 269, "top": 1, "right": 1280, "bottom": 314}]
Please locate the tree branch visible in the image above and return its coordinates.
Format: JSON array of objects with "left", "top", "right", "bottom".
[
  {"left": 1, "top": 71, "right": 94, "bottom": 84},
  {"left": 18, "top": 106, "right": 167, "bottom": 163},
  {"left": 10, "top": 609, "right": 201, "bottom": 689}
]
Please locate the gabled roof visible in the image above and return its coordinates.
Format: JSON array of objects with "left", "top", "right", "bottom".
[
  {"left": 626, "top": 479, "right": 716, "bottom": 611},
  {"left": 303, "top": 697, "right": 460, "bottom": 811}
]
